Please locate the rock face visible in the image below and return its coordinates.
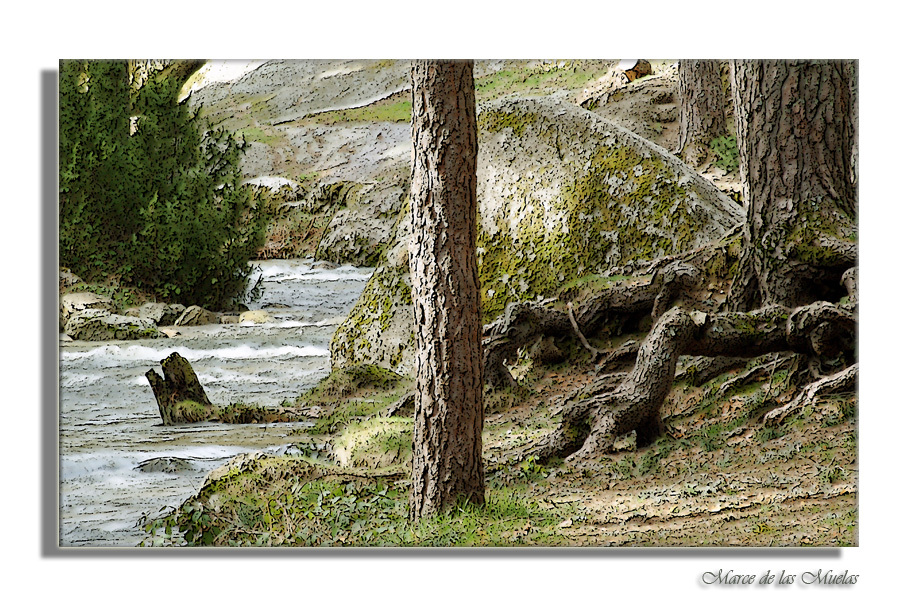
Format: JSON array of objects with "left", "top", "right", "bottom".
[
  {"left": 65, "top": 309, "right": 164, "bottom": 341},
  {"left": 314, "top": 180, "right": 406, "bottom": 266},
  {"left": 330, "top": 96, "right": 743, "bottom": 375},
  {"left": 238, "top": 310, "right": 273, "bottom": 324},
  {"left": 59, "top": 269, "right": 83, "bottom": 292},
  {"left": 60, "top": 292, "right": 116, "bottom": 331}
]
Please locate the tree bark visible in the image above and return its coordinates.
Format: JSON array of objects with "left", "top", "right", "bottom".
[
  {"left": 408, "top": 60, "right": 485, "bottom": 519},
  {"left": 728, "top": 60, "right": 857, "bottom": 310},
  {"left": 677, "top": 60, "right": 728, "bottom": 167}
]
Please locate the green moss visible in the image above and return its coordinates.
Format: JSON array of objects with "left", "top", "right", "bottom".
[
  {"left": 298, "top": 363, "right": 409, "bottom": 406},
  {"left": 330, "top": 265, "right": 412, "bottom": 367},
  {"left": 478, "top": 108, "right": 540, "bottom": 137},
  {"left": 474, "top": 61, "right": 611, "bottom": 103},
  {"left": 174, "top": 399, "right": 211, "bottom": 423},
  {"left": 476, "top": 143, "right": 694, "bottom": 322}
]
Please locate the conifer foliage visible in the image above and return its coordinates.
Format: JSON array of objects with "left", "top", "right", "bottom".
[{"left": 59, "top": 60, "right": 266, "bottom": 309}]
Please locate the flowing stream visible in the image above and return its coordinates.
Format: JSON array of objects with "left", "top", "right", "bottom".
[{"left": 58, "top": 259, "right": 374, "bottom": 546}]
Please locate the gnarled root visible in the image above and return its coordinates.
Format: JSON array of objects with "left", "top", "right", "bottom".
[
  {"left": 764, "top": 363, "right": 857, "bottom": 426},
  {"left": 533, "top": 299, "right": 856, "bottom": 462}
]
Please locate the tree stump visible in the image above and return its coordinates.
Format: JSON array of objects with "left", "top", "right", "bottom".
[{"left": 146, "top": 352, "right": 216, "bottom": 425}]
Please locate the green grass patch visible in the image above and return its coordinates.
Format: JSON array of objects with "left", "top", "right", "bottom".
[
  {"left": 475, "top": 61, "right": 610, "bottom": 102},
  {"left": 298, "top": 364, "right": 411, "bottom": 407},
  {"left": 140, "top": 464, "right": 571, "bottom": 547},
  {"left": 238, "top": 125, "right": 285, "bottom": 147},
  {"left": 304, "top": 92, "right": 411, "bottom": 126}
]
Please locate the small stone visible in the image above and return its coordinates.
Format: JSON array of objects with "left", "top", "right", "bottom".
[
  {"left": 175, "top": 305, "right": 218, "bottom": 326},
  {"left": 239, "top": 310, "right": 273, "bottom": 324}
]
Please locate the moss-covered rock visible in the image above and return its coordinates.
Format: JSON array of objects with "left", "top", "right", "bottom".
[
  {"left": 331, "top": 96, "right": 743, "bottom": 375},
  {"left": 298, "top": 363, "right": 411, "bottom": 406},
  {"left": 314, "top": 179, "right": 407, "bottom": 267},
  {"left": 65, "top": 309, "right": 165, "bottom": 341}
]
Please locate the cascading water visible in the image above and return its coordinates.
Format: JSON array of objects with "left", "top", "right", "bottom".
[{"left": 58, "top": 259, "right": 374, "bottom": 546}]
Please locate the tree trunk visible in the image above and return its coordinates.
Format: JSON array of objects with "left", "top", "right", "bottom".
[
  {"left": 677, "top": 60, "right": 728, "bottom": 167},
  {"left": 408, "top": 60, "right": 485, "bottom": 519},
  {"left": 728, "top": 60, "right": 857, "bottom": 310}
]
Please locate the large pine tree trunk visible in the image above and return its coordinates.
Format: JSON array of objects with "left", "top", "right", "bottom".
[
  {"left": 677, "top": 60, "right": 728, "bottom": 167},
  {"left": 728, "top": 60, "right": 857, "bottom": 310},
  {"left": 408, "top": 60, "right": 485, "bottom": 519}
]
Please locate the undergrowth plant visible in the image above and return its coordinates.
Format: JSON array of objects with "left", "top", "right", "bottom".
[
  {"left": 709, "top": 135, "right": 739, "bottom": 173},
  {"left": 139, "top": 472, "right": 570, "bottom": 547}
]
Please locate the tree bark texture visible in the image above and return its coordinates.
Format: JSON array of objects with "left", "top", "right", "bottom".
[
  {"left": 728, "top": 60, "right": 857, "bottom": 310},
  {"left": 408, "top": 60, "right": 485, "bottom": 519},
  {"left": 677, "top": 60, "right": 728, "bottom": 167}
]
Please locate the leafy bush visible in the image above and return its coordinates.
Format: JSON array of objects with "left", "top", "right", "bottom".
[
  {"left": 59, "top": 60, "right": 266, "bottom": 309},
  {"left": 709, "top": 135, "right": 739, "bottom": 173}
]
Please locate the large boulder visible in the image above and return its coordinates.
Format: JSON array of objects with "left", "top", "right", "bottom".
[
  {"left": 137, "top": 302, "right": 186, "bottom": 326},
  {"left": 314, "top": 179, "right": 406, "bottom": 267},
  {"left": 60, "top": 292, "right": 115, "bottom": 331},
  {"left": 330, "top": 96, "right": 743, "bottom": 375},
  {"left": 174, "top": 305, "right": 219, "bottom": 326},
  {"left": 65, "top": 310, "right": 165, "bottom": 341}
]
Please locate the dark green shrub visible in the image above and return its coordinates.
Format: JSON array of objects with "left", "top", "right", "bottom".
[{"left": 59, "top": 60, "right": 266, "bottom": 309}]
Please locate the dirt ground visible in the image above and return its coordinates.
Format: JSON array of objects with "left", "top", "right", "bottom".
[{"left": 480, "top": 357, "right": 857, "bottom": 546}]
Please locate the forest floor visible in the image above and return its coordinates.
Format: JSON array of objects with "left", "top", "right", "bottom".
[{"left": 479, "top": 360, "right": 857, "bottom": 547}]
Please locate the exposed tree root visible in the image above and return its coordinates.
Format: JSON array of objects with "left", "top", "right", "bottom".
[
  {"left": 673, "top": 355, "right": 747, "bottom": 386},
  {"left": 528, "top": 300, "right": 856, "bottom": 463},
  {"left": 483, "top": 260, "right": 706, "bottom": 388},
  {"left": 716, "top": 353, "right": 797, "bottom": 396},
  {"left": 764, "top": 363, "right": 857, "bottom": 426}
]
